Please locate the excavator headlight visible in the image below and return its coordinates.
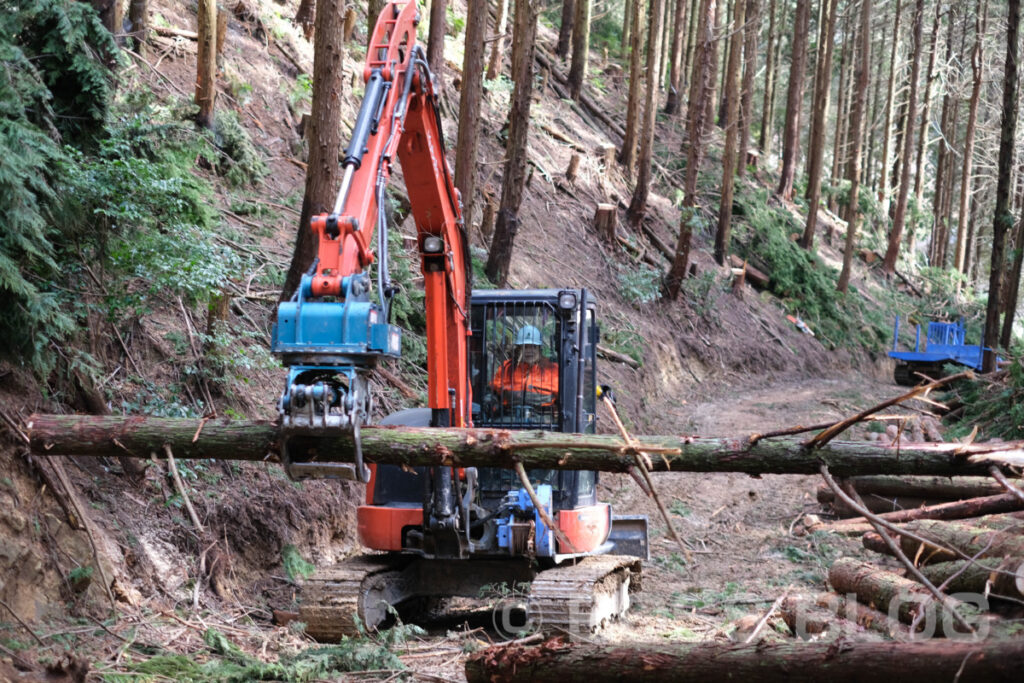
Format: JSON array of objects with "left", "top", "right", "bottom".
[
  {"left": 558, "top": 292, "right": 578, "bottom": 310},
  {"left": 423, "top": 236, "right": 443, "bottom": 253}
]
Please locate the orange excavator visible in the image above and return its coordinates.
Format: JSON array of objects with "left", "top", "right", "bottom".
[{"left": 271, "top": 0, "right": 647, "bottom": 640}]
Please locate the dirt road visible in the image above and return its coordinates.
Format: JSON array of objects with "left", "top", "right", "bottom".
[{"left": 407, "top": 374, "right": 903, "bottom": 679}]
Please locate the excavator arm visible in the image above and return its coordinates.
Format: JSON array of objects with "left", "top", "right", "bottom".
[{"left": 272, "top": 0, "right": 471, "bottom": 482}]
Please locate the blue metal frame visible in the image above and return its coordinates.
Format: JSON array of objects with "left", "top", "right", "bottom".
[{"left": 888, "top": 316, "right": 992, "bottom": 371}]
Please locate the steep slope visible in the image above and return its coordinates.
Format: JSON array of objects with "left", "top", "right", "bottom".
[{"left": 0, "top": 1, "right": 930, "bottom": 679}]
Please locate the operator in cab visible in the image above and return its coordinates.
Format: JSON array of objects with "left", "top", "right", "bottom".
[{"left": 490, "top": 325, "right": 558, "bottom": 413}]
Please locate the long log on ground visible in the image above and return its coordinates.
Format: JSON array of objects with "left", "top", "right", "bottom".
[
  {"left": 811, "top": 492, "right": 1024, "bottom": 532},
  {"left": 818, "top": 475, "right": 1005, "bottom": 501},
  {"left": 899, "top": 519, "right": 1024, "bottom": 564},
  {"left": 25, "top": 414, "right": 1024, "bottom": 478},
  {"left": 822, "top": 490, "right": 935, "bottom": 516},
  {"left": 463, "top": 636, "right": 1024, "bottom": 682},
  {"left": 827, "top": 558, "right": 981, "bottom": 633},
  {"left": 919, "top": 559, "right": 1024, "bottom": 601}
]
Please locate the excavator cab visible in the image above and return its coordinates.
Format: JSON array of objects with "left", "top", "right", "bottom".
[
  {"left": 360, "top": 289, "right": 610, "bottom": 561},
  {"left": 470, "top": 288, "right": 598, "bottom": 432}
]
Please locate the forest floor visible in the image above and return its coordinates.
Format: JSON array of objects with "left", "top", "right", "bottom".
[{"left": 397, "top": 371, "right": 902, "bottom": 681}]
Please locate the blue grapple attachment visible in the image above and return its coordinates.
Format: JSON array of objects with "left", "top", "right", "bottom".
[{"left": 271, "top": 272, "right": 402, "bottom": 482}]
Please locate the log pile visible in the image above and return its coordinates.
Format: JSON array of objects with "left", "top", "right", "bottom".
[{"left": 791, "top": 465, "right": 1024, "bottom": 643}]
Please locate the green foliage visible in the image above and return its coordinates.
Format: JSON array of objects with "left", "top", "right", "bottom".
[
  {"left": 445, "top": 4, "right": 466, "bottom": 35},
  {"left": 207, "top": 109, "right": 267, "bottom": 187},
  {"left": 1, "top": 0, "right": 116, "bottom": 142},
  {"left": 108, "top": 628, "right": 410, "bottom": 682},
  {"left": 945, "top": 357, "right": 1024, "bottom": 440},
  {"left": 200, "top": 328, "right": 279, "bottom": 386},
  {"left": 379, "top": 219, "right": 428, "bottom": 371},
  {"left": 287, "top": 73, "right": 313, "bottom": 108},
  {"left": 56, "top": 111, "right": 237, "bottom": 314},
  {"left": 281, "top": 544, "right": 316, "bottom": 582},
  {"left": 821, "top": 178, "right": 884, "bottom": 226},
  {"left": 679, "top": 270, "right": 721, "bottom": 318},
  {"left": 617, "top": 264, "right": 662, "bottom": 304},
  {"left": 0, "top": 0, "right": 116, "bottom": 372},
  {"left": 732, "top": 187, "right": 890, "bottom": 350},
  {"left": 588, "top": 5, "right": 626, "bottom": 59},
  {"left": 601, "top": 320, "right": 645, "bottom": 366},
  {"left": 119, "top": 387, "right": 200, "bottom": 417}
]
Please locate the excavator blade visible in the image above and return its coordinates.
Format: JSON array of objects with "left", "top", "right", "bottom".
[{"left": 608, "top": 515, "right": 650, "bottom": 561}]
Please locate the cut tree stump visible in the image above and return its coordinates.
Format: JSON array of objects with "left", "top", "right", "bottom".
[
  {"left": 728, "top": 254, "right": 770, "bottom": 288},
  {"left": 25, "top": 415, "right": 1024, "bottom": 478},
  {"left": 464, "top": 635, "right": 1024, "bottom": 682},
  {"left": 593, "top": 204, "right": 617, "bottom": 243},
  {"left": 565, "top": 153, "right": 580, "bottom": 182}
]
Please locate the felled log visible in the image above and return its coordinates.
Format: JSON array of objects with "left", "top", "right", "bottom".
[
  {"left": 26, "top": 414, "right": 1024, "bottom": 478},
  {"left": 812, "top": 492, "right": 1024, "bottom": 532},
  {"left": 827, "top": 558, "right": 980, "bottom": 634},
  {"left": 919, "top": 559, "right": 1024, "bottom": 601},
  {"left": 899, "top": 519, "right": 1024, "bottom": 565},
  {"left": 819, "top": 475, "right": 1005, "bottom": 501},
  {"left": 463, "top": 636, "right": 1024, "bottom": 682},
  {"left": 864, "top": 515, "right": 1024, "bottom": 558},
  {"left": 818, "top": 485, "right": 933, "bottom": 516},
  {"left": 780, "top": 593, "right": 907, "bottom": 640},
  {"left": 596, "top": 344, "right": 641, "bottom": 369},
  {"left": 862, "top": 531, "right": 895, "bottom": 556}
]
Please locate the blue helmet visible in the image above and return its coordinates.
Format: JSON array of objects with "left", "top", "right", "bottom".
[{"left": 515, "top": 325, "right": 543, "bottom": 346}]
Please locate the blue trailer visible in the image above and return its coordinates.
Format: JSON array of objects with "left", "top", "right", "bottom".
[{"left": 889, "top": 316, "right": 993, "bottom": 385}]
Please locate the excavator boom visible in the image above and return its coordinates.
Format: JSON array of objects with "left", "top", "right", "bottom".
[{"left": 272, "top": 1, "right": 471, "bottom": 482}]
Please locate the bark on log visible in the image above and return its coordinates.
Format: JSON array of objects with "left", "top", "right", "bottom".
[
  {"left": 464, "top": 635, "right": 1024, "bottom": 682},
  {"left": 814, "top": 592, "right": 909, "bottom": 638},
  {"left": 829, "top": 475, "right": 1005, "bottom": 500},
  {"left": 862, "top": 531, "right": 895, "bottom": 556},
  {"left": 919, "top": 559, "right": 1024, "bottom": 601},
  {"left": 813, "top": 492, "right": 1024, "bottom": 532},
  {"left": 26, "top": 414, "right": 1024, "bottom": 478},
  {"left": 593, "top": 204, "right": 618, "bottom": 243},
  {"left": 781, "top": 593, "right": 908, "bottom": 639},
  {"left": 827, "top": 558, "right": 980, "bottom": 634},
  {"left": 900, "top": 519, "right": 1024, "bottom": 564}
]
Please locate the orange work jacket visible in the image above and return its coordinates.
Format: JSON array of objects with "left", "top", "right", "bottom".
[{"left": 490, "top": 359, "right": 558, "bottom": 408}]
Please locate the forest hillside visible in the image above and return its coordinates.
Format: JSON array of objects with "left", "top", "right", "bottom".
[{"left": 1, "top": 0, "right": 1023, "bottom": 680}]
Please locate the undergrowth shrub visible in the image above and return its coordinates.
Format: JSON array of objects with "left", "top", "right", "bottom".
[
  {"left": 57, "top": 98, "right": 239, "bottom": 317},
  {"left": 732, "top": 187, "right": 889, "bottom": 349},
  {"left": 208, "top": 109, "right": 267, "bottom": 186},
  {"left": 107, "top": 626, "right": 421, "bottom": 683},
  {"left": 1, "top": 1, "right": 241, "bottom": 379},
  {"left": 944, "top": 357, "right": 1024, "bottom": 441},
  {"left": 0, "top": 0, "right": 114, "bottom": 372}
]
